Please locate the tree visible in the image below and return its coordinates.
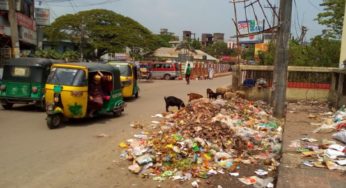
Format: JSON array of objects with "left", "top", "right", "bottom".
[
  {"left": 44, "top": 9, "right": 161, "bottom": 59},
  {"left": 258, "top": 37, "right": 340, "bottom": 67},
  {"left": 154, "top": 34, "right": 177, "bottom": 47},
  {"left": 203, "top": 41, "right": 235, "bottom": 58},
  {"left": 190, "top": 39, "right": 202, "bottom": 50},
  {"left": 316, "top": 0, "right": 345, "bottom": 39}
]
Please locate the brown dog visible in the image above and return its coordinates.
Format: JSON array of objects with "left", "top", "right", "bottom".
[{"left": 187, "top": 93, "right": 203, "bottom": 102}]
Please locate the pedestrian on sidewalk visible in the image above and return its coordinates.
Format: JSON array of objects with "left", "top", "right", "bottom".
[
  {"left": 185, "top": 63, "right": 191, "bottom": 85},
  {"left": 208, "top": 66, "right": 214, "bottom": 80}
]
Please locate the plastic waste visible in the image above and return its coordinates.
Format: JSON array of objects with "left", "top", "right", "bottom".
[
  {"left": 313, "top": 124, "right": 336, "bottom": 133},
  {"left": 253, "top": 177, "right": 274, "bottom": 188},
  {"left": 332, "top": 130, "right": 346, "bottom": 144},
  {"left": 136, "top": 154, "right": 153, "bottom": 165}
]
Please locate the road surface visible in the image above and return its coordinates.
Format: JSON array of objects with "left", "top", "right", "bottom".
[{"left": 0, "top": 76, "right": 232, "bottom": 188}]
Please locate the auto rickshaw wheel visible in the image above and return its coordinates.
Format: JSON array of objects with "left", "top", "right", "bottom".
[
  {"left": 47, "top": 114, "right": 62, "bottom": 129},
  {"left": 2, "top": 102, "right": 13, "bottom": 110},
  {"left": 113, "top": 111, "right": 122, "bottom": 117}
]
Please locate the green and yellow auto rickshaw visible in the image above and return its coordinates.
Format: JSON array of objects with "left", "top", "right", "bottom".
[
  {"left": 45, "top": 63, "right": 125, "bottom": 129},
  {"left": 0, "top": 58, "right": 62, "bottom": 110},
  {"left": 108, "top": 61, "right": 139, "bottom": 98}
]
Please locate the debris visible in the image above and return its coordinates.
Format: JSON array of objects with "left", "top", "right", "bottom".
[
  {"left": 238, "top": 176, "right": 257, "bottom": 185},
  {"left": 119, "top": 142, "right": 128, "bottom": 148},
  {"left": 332, "top": 130, "right": 346, "bottom": 144},
  {"left": 313, "top": 124, "right": 336, "bottom": 133},
  {"left": 191, "top": 180, "right": 199, "bottom": 187},
  {"left": 289, "top": 140, "right": 301, "bottom": 148},
  {"left": 229, "top": 172, "right": 239, "bottom": 177},
  {"left": 119, "top": 97, "right": 282, "bottom": 182},
  {"left": 336, "top": 159, "right": 346, "bottom": 166},
  {"left": 128, "top": 163, "right": 142, "bottom": 174},
  {"left": 303, "top": 161, "right": 314, "bottom": 167},
  {"left": 130, "top": 121, "right": 144, "bottom": 129},
  {"left": 152, "top": 114, "right": 164, "bottom": 118},
  {"left": 301, "top": 137, "right": 318, "bottom": 142},
  {"left": 136, "top": 154, "right": 153, "bottom": 165},
  {"left": 96, "top": 133, "right": 109, "bottom": 138},
  {"left": 255, "top": 169, "right": 268, "bottom": 176}
]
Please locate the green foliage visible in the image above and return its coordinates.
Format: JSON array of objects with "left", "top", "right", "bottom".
[
  {"left": 316, "top": 0, "right": 345, "bottom": 39},
  {"left": 190, "top": 39, "right": 202, "bottom": 50},
  {"left": 44, "top": 9, "right": 161, "bottom": 59},
  {"left": 241, "top": 45, "right": 255, "bottom": 60},
  {"left": 202, "top": 41, "right": 235, "bottom": 58},
  {"left": 258, "top": 42, "right": 275, "bottom": 65},
  {"left": 258, "top": 37, "right": 340, "bottom": 67},
  {"left": 154, "top": 34, "right": 177, "bottom": 47},
  {"left": 34, "top": 49, "right": 79, "bottom": 61}
]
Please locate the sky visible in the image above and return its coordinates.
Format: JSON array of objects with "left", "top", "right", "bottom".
[{"left": 37, "top": 0, "right": 326, "bottom": 42}]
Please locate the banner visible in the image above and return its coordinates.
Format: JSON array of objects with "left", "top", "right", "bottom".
[
  {"left": 238, "top": 20, "right": 264, "bottom": 35},
  {"left": 19, "top": 26, "right": 37, "bottom": 45},
  {"left": 35, "top": 8, "right": 50, "bottom": 26},
  {"left": 16, "top": 12, "right": 36, "bottom": 31}
]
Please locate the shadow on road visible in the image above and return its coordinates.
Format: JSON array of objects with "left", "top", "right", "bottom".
[
  {"left": 63, "top": 113, "right": 122, "bottom": 128},
  {"left": 1, "top": 104, "right": 44, "bottom": 113}
]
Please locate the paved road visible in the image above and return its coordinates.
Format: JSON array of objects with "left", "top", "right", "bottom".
[{"left": 0, "top": 76, "right": 232, "bottom": 188}]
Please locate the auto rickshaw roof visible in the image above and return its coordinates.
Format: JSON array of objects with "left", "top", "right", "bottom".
[
  {"left": 64, "top": 62, "right": 119, "bottom": 73},
  {"left": 108, "top": 61, "right": 134, "bottom": 66},
  {"left": 4, "top": 58, "right": 63, "bottom": 67}
]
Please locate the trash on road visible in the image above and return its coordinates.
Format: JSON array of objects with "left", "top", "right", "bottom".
[{"left": 119, "top": 97, "right": 282, "bottom": 182}]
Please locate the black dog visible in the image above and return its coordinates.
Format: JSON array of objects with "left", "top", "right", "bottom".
[
  {"left": 206, "top": 88, "right": 223, "bottom": 99},
  {"left": 164, "top": 96, "right": 185, "bottom": 112}
]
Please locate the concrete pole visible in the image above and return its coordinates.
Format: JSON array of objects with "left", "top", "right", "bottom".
[
  {"left": 272, "top": 0, "right": 293, "bottom": 118},
  {"left": 339, "top": 2, "right": 346, "bottom": 68},
  {"left": 8, "top": 0, "right": 20, "bottom": 58}
]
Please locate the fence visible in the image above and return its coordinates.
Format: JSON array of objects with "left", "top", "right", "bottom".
[
  {"left": 234, "top": 65, "right": 337, "bottom": 101},
  {"left": 188, "top": 62, "right": 231, "bottom": 79}
]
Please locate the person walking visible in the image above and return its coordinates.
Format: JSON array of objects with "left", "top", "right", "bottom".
[{"left": 185, "top": 63, "right": 191, "bottom": 85}]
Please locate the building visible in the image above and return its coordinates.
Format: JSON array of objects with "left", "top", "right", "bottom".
[
  {"left": 183, "top": 30, "right": 192, "bottom": 41},
  {"left": 201, "top": 33, "right": 213, "bottom": 46},
  {"left": 213, "top": 33, "right": 224, "bottom": 42},
  {"left": 153, "top": 47, "right": 218, "bottom": 63},
  {"left": 0, "top": 0, "right": 37, "bottom": 61},
  {"left": 160, "top": 28, "right": 168, "bottom": 35}
]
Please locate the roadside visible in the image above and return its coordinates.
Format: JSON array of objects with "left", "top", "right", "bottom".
[{"left": 277, "top": 102, "right": 346, "bottom": 188}]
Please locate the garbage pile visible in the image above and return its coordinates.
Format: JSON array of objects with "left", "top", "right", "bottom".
[
  {"left": 290, "top": 105, "right": 346, "bottom": 171},
  {"left": 119, "top": 97, "right": 282, "bottom": 183}
]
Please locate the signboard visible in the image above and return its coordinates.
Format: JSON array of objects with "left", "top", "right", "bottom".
[
  {"left": 35, "top": 8, "right": 50, "bottom": 26},
  {"left": 0, "top": 25, "right": 11, "bottom": 36},
  {"left": 255, "top": 43, "right": 269, "bottom": 57},
  {"left": 16, "top": 12, "right": 36, "bottom": 31},
  {"left": 239, "top": 34, "right": 263, "bottom": 44},
  {"left": 19, "top": 26, "right": 37, "bottom": 45},
  {"left": 237, "top": 20, "right": 264, "bottom": 44},
  {"left": 238, "top": 20, "right": 263, "bottom": 35},
  {"left": 0, "top": 0, "right": 21, "bottom": 11}
]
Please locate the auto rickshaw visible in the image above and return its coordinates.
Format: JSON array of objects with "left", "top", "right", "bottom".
[
  {"left": 0, "top": 58, "right": 62, "bottom": 110},
  {"left": 45, "top": 63, "right": 125, "bottom": 129},
  {"left": 108, "top": 61, "right": 139, "bottom": 98}
]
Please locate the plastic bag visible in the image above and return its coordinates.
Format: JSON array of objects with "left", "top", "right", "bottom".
[{"left": 332, "top": 130, "right": 346, "bottom": 144}]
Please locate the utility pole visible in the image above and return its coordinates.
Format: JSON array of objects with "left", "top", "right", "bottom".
[
  {"left": 80, "top": 18, "right": 85, "bottom": 62},
  {"left": 339, "top": 1, "right": 346, "bottom": 68},
  {"left": 231, "top": 0, "right": 241, "bottom": 90},
  {"left": 298, "top": 26, "right": 308, "bottom": 44},
  {"left": 272, "top": 0, "right": 293, "bottom": 118},
  {"left": 8, "top": 0, "right": 20, "bottom": 58}
]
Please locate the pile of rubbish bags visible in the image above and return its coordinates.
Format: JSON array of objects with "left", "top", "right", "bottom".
[
  {"left": 119, "top": 97, "right": 282, "bottom": 183},
  {"left": 290, "top": 105, "right": 346, "bottom": 171}
]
